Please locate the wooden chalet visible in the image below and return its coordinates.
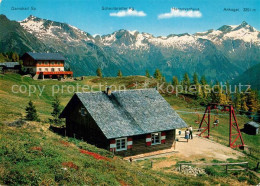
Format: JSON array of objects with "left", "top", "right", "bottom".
[
  {"left": 21, "top": 52, "right": 73, "bottom": 79},
  {"left": 0, "top": 62, "right": 20, "bottom": 74},
  {"left": 60, "top": 88, "right": 187, "bottom": 156}
]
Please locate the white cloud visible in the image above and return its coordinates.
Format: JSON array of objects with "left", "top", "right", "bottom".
[
  {"left": 158, "top": 8, "right": 202, "bottom": 19},
  {"left": 110, "top": 9, "right": 146, "bottom": 17}
]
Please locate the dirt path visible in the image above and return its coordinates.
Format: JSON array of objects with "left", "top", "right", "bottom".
[
  {"left": 174, "top": 130, "right": 245, "bottom": 161},
  {"left": 125, "top": 130, "right": 244, "bottom": 162}
]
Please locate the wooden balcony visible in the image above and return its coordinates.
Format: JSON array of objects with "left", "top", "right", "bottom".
[
  {"left": 36, "top": 64, "right": 64, "bottom": 67},
  {"left": 36, "top": 71, "right": 73, "bottom": 75}
]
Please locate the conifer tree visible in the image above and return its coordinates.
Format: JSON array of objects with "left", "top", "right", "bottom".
[
  {"left": 200, "top": 75, "right": 208, "bottom": 99},
  {"left": 210, "top": 81, "right": 221, "bottom": 103},
  {"left": 172, "top": 76, "right": 179, "bottom": 86},
  {"left": 240, "top": 93, "right": 249, "bottom": 114},
  {"left": 220, "top": 93, "right": 229, "bottom": 105},
  {"left": 11, "top": 52, "right": 19, "bottom": 62},
  {"left": 215, "top": 82, "right": 230, "bottom": 104},
  {"left": 50, "top": 96, "right": 62, "bottom": 125},
  {"left": 117, "top": 70, "right": 123, "bottom": 77},
  {"left": 182, "top": 73, "right": 190, "bottom": 90},
  {"left": 191, "top": 72, "right": 202, "bottom": 98},
  {"left": 154, "top": 69, "right": 162, "bottom": 80},
  {"left": 172, "top": 76, "right": 179, "bottom": 94},
  {"left": 145, "top": 70, "right": 150, "bottom": 78},
  {"left": 25, "top": 100, "right": 39, "bottom": 121},
  {"left": 192, "top": 72, "right": 199, "bottom": 85},
  {"left": 162, "top": 76, "right": 166, "bottom": 82},
  {"left": 96, "top": 68, "right": 102, "bottom": 78},
  {"left": 245, "top": 89, "right": 258, "bottom": 114},
  {"left": 200, "top": 75, "right": 207, "bottom": 85}
]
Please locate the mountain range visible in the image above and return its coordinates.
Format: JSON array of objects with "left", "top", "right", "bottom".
[
  {"left": 231, "top": 63, "right": 260, "bottom": 90},
  {"left": 0, "top": 14, "right": 259, "bottom": 82}
]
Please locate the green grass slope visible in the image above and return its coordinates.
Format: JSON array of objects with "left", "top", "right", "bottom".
[
  {"left": 2, "top": 120, "right": 260, "bottom": 185},
  {"left": 0, "top": 73, "right": 258, "bottom": 151},
  {"left": 0, "top": 74, "right": 154, "bottom": 121},
  {"left": 0, "top": 73, "right": 259, "bottom": 185},
  {"left": 1, "top": 121, "right": 252, "bottom": 185},
  {"left": 0, "top": 15, "right": 48, "bottom": 54}
]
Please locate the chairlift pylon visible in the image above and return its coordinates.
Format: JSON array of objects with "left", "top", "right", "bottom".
[{"left": 198, "top": 103, "right": 245, "bottom": 149}]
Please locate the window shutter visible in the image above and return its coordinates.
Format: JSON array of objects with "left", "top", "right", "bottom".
[
  {"left": 127, "top": 137, "right": 133, "bottom": 149},
  {"left": 109, "top": 139, "right": 116, "bottom": 152},
  {"left": 146, "top": 134, "right": 151, "bottom": 146},
  {"left": 161, "top": 132, "right": 166, "bottom": 144}
]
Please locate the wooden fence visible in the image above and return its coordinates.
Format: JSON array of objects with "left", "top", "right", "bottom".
[{"left": 178, "top": 162, "right": 249, "bottom": 174}]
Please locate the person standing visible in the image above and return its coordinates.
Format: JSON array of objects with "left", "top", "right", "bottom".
[
  {"left": 185, "top": 129, "right": 190, "bottom": 142},
  {"left": 189, "top": 125, "right": 193, "bottom": 139}
]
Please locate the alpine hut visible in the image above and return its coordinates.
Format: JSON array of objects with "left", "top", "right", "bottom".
[
  {"left": 244, "top": 121, "right": 259, "bottom": 135},
  {"left": 59, "top": 88, "right": 187, "bottom": 156},
  {"left": 21, "top": 52, "right": 73, "bottom": 79}
]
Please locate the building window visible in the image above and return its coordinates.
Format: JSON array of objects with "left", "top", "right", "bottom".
[
  {"left": 39, "top": 68, "right": 42, "bottom": 72},
  {"left": 80, "top": 107, "right": 86, "bottom": 116},
  {"left": 58, "top": 68, "right": 61, "bottom": 71},
  {"left": 45, "top": 68, "right": 48, "bottom": 72},
  {"left": 151, "top": 132, "right": 161, "bottom": 145},
  {"left": 51, "top": 61, "right": 55, "bottom": 65},
  {"left": 45, "top": 61, "right": 49, "bottom": 65},
  {"left": 51, "top": 68, "right": 55, "bottom": 72},
  {"left": 116, "top": 137, "right": 127, "bottom": 151}
]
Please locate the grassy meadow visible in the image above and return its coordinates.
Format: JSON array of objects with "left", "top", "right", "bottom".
[
  {"left": 0, "top": 73, "right": 259, "bottom": 185},
  {"left": 0, "top": 73, "right": 156, "bottom": 121}
]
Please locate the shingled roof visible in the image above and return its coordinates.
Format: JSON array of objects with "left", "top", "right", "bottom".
[
  {"left": 0, "top": 62, "right": 20, "bottom": 68},
  {"left": 61, "top": 89, "right": 187, "bottom": 139},
  {"left": 246, "top": 121, "right": 259, "bottom": 128},
  {"left": 22, "top": 52, "right": 66, "bottom": 61}
]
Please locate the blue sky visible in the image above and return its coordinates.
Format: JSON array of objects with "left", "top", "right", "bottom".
[{"left": 0, "top": 0, "right": 259, "bottom": 36}]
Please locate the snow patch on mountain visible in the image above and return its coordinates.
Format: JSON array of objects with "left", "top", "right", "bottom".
[
  {"left": 129, "top": 30, "right": 137, "bottom": 35},
  {"left": 149, "top": 35, "right": 201, "bottom": 49},
  {"left": 223, "top": 27, "right": 258, "bottom": 43},
  {"left": 194, "top": 23, "right": 259, "bottom": 45},
  {"left": 101, "top": 34, "right": 116, "bottom": 46},
  {"left": 20, "top": 15, "right": 95, "bottom": 44},
  {"left": 20, "top": 15, "right": 260, "bottom": 51}
]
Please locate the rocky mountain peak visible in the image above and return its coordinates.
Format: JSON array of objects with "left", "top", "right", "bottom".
[
  {"left": 0, "top": 14, "right": 259, "bottom": 82},
  {"left": 233, "top": 21, "right": 255, "bottom": 32},
  {"left": 240, "top": 21, "right": 249, "bottom": 27}
]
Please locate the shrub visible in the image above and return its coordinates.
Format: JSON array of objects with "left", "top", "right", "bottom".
[
  {"left": 25, "top": 100, "right": 39, "bottom": 121},
  {"left": 205, "top": 167, "right": 218, "bottom": 176},
  {"left": 238, "top": 176, "right": 247, "bottom": 182},
  {"left": 49, "top": 96, "right": 62, "bottom": 125}
]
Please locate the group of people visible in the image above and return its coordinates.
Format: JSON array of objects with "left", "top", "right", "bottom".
[
  {"left": 181, "top": 120, "right": 219, "bottom": 142},
  {"left": 185, "top": 126, "right": 193, "bottom": 142}
]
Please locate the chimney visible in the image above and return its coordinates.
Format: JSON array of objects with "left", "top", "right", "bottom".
[{"left": 106, "top": 86, "right": 112, "bottom": 96}]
